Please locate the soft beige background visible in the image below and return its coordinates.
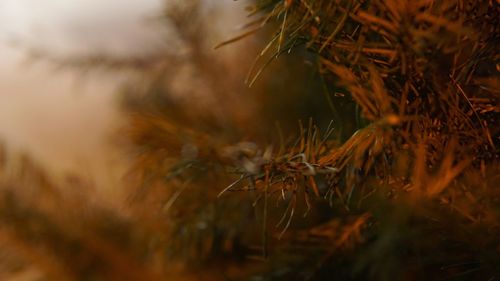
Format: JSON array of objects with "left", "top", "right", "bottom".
[
  {"left": 0, "top": 0, "right": 248, "bottom": 192},
  {"left": 0, "top": 0, "right": 166, "bottom": 196}
]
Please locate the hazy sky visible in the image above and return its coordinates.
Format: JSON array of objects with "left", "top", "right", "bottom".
[
  {"left": 0, "top": 0, "right": 247, "bottom": 191},
  {"left": 0, "top": 0, "right": 165, "bottom": 54},
  {"left": 0, "top": 0, "right": 169, "bottom": 189}
]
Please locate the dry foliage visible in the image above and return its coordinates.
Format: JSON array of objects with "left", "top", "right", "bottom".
[
  {"left": 212, "top": 0, "right": 500, "bottom": 279},
  {"left": 0, "top": 0, "right": 499, "bottom": 281}
]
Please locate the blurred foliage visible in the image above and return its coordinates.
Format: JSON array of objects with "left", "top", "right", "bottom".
[{"left": 1, "top": 0, "right": 499, "bottom": 280}]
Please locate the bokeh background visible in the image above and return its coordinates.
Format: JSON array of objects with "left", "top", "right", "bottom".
[{"left": 0, "top": 0, "right": 250, "bottom": 196}]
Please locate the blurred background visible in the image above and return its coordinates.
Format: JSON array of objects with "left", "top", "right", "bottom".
[
  {"left": 0, "top": 2, "right": 260, "bottom": 279},
  {"left": 0, "top": 0, "right": 160, "bottom": 190},
  {"left": 0, "top": 0, "right": 254, "bottom": 197}
]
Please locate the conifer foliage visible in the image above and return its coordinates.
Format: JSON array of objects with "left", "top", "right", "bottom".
[
  {"left": 0, "top": 1, "right": 498, "bottom": 280},
  {"left": 208, "top": 1, "right": 500, "bottom": 279}
]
